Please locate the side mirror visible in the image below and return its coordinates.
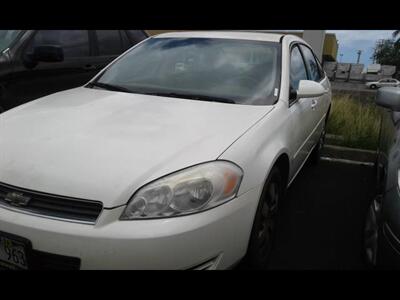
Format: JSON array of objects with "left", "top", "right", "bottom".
[
  {"left": 32, "top": 45, "right": 64, "bottom": 63},
  {"left": 376, "top": 87, "right": 400, "bottom": 111},
  {"left": 297, "top": 80, "right": 327, "bottom": 98}
]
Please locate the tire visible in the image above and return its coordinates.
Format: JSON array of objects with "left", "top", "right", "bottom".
[
  {"left": 370, "top": 84, "right": 377, "bottom": 89},
  {"left": 243, "top": 166, "right": 284, "bottom": 269}
]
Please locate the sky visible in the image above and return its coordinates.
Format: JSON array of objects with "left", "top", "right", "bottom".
[{"left": 327, "top": 30, "right": 395, "bottom": 66}]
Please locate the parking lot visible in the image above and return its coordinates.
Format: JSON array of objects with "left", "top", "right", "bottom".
[
  {"left": 268, "top": 159, "right": 376, "bottom": 270},
  {"left": 0, "top": 30, "right": 390, "bottom": 270}
]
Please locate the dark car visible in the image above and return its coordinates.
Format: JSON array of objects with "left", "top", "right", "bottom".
[
  {"left": 0, "top": 30, "right": 147, "bottom": 112},
  {"left": 364, "top": 87, "right": 400, "bottom": 269}
]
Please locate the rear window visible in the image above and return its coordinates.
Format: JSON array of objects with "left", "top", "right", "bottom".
[{"left": 127, "top": 30, "right": 148, "bottom": 44}]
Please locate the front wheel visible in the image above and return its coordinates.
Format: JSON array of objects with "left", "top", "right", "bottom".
[
  {"left": 244, "top": 166, "right": 284, "bottom": 269},
  {"left": 370, "top": 84, "right": 377, "bottom": 89}
]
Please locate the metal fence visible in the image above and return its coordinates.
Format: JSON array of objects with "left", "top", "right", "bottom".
[{"left": 323, "top": 62, "right": 397, "bottom": 82}]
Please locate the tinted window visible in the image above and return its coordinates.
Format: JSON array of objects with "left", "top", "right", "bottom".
[
  {"left": 96, "top": 30, "right": 122, "bottom": 56},
  {"left": 94, "top": 38, "right": 282, "bottom": 106},
  {"left": 290, "top": 45, "right": 308, "bottom": 90},
  {"left": 121, "top": 31, "right": 132, "bottom": 51},
  {"left": 300, "top": 45, "right": 322, "bottom": 82},
  {"left": 0, "top": 30, "right": 21, "bottom": 52},
  {"left": 127, "top": 30, "right": 148, "bottom": 43},
  {"left": 28, "top": 30, "right": 89, "bottom": 58}
]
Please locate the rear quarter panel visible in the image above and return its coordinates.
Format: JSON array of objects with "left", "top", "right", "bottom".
[{"left": 378, "top": 110, "right": 400, "bottom": 192}]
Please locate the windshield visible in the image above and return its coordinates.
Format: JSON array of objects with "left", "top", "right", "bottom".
[
  {"left": 93, "top": 37, "right": 282, "bottom": 105},
  {"left": 0, "top": 30, "right": 21, "bottom": 52}
]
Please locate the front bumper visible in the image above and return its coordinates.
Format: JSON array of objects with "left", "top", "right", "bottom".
[{"left": 0, "top": 187, "right": 260, "bottom": 270}]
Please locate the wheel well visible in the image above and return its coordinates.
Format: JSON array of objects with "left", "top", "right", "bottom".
[
  {"left": 274, "top": 153, "right": 290, "bottom": 189},
  {"left": 325, "top": 104, "right": 331, "bottom": 125}
]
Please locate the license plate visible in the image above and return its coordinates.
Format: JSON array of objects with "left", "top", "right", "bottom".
[{"left": 0, "top": 233, "right": 30, "bottom": 270}]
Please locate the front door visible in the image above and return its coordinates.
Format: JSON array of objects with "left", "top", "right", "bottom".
[
  {"left": 5, "top": 30, "right": 98, "bottom": 109},
  {"left": 288, "top": 45, "right": 317, "bottom": 178},
  {"left": 298, "top": 44, "right": 330, "bottom": 145}
]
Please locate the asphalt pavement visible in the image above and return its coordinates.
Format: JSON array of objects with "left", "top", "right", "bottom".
[{"left": 268, "top": 159, "right": 376, "bottom": 270}]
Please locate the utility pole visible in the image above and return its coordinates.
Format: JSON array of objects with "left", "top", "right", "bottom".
[
  {"left": 356, "top": 50, "right": 362, "bottom": 64},
  {"left": 340, "top": 53, "right": 343, "bottom": 62}
]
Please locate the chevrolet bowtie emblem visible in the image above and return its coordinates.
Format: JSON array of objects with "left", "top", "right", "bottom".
[{"left": 4, "top": 192, "right": 31, "bottom": 207}]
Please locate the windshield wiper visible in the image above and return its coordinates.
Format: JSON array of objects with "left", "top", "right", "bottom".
[
  {"left": 143, "top": 92, "right": 236, "bottom": 104},
  {"left": 86, "top": 82, "right": 133, "bottom": 93},
  {"left": 86, "top": 84, "right": 236, "bottom": 104}
]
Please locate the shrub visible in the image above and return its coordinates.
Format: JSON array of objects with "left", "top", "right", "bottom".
[{"left": 326, "top": 94, "right": 381, "bottom": 150}]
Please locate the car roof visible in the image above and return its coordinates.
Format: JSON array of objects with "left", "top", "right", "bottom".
[{"left": 152, "top": 31, "right": 285, "bottom": 42}]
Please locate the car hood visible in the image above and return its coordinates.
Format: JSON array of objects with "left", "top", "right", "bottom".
[{"left": 0, "top": 87, "right": 273, "bottom": 207}]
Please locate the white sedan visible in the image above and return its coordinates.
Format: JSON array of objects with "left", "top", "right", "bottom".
[
  {"left": 365, "top": 78, "right": 400, "bottom": 89},
  {"left": 0, "top": 31, "right": 331, "bottom": 270}
]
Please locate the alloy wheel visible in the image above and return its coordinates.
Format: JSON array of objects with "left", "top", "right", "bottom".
[{"left": 256, "top": 181, "right": 279, "bottom": 260}]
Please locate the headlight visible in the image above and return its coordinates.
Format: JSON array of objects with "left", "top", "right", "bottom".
[{"left": 120, "top": 161, "right": 243, "bottom": 220}]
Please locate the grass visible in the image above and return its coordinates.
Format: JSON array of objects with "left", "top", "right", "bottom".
[{"left": 326, "top": 94, "right": 381, "bottom": 151}]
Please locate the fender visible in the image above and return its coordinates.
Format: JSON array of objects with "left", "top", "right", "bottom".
[{"left": 219, "top": 100, "right": 293, "bottom": 197}]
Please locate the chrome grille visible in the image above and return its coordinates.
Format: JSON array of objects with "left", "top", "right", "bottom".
[{"left": 0, "top": 182, "right": 103, "bottom": 224}]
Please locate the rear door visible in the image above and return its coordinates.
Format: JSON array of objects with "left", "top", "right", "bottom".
[
  {"left": 87, "top": 30, "right": 126, "bottom": 75},
  {"left": 388, "top": 79, "right": 399, "bottom": 87},
  {"left": 376, "top": 109, "right": 400, "bottom": 193}
]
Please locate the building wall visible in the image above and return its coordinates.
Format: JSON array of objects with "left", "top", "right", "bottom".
[
  {"left": 302, "top": 30, "right": 326, "bottom": 61},
  {"left": 323, "top": 34, "right": 338, "bottom": 62}
]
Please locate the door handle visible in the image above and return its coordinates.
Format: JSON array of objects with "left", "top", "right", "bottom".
[
  {"left": 82, "top": 64, "right": 96, "bottom": 70},
  {"left": 311, "top": 99, "right": 318, "bottom": 109}
]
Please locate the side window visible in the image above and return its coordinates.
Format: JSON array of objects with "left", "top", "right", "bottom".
[
  {"left": 127, "top": 30, "right": 148, "bottom": 44},
  {"left": 120, "top": 31, "right": 132, "bottom": 51},
  {"left": 300, "top": 45, "right": 322, "bottom": 82},
  {"left": 314, "top": 54, "right": 325, "bottom": 79},
  {"left": 27, "top": 30, "right": 90, "bottom": 58},
  {"left": 95, "top": 30, "right": 122, "bottom": 56},
  {"left": 290, "top": 45, "right": 308, "bottom": 91}
]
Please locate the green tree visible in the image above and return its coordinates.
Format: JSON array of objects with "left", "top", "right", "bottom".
[
  {"left": 393, "top": 30, "right": 400, "bottom": 41},
  {"left": 372, "top": 39, "right": 400, "bottom": 77}
]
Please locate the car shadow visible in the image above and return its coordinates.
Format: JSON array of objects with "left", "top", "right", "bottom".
[
  {"left": 238, "top": 159, "right": 376, "bottom": 270},
  {"left": 269, "top": 160, "right": 376, "bottom": 269}
]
